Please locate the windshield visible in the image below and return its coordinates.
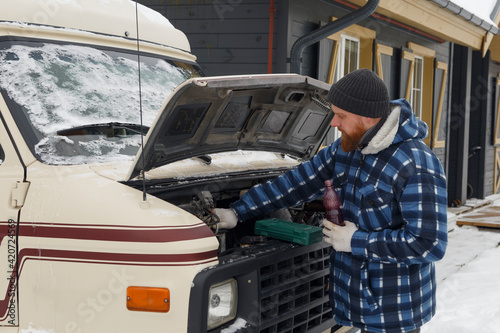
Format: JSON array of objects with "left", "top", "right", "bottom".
[{"left": 0, "top": 40, "right": 202, "bottom": 164}]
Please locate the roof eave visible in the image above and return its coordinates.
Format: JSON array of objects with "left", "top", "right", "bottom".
[{"left": 343, "top": 0, "right": 496, "bottom": 50}]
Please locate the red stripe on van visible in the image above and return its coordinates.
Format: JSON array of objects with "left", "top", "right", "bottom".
[
  {"left": 1, "top": 221, "right": 214, "bottom": 244},
  {"left": 0, "top": 248, "right": 218, "bottom": 320}
]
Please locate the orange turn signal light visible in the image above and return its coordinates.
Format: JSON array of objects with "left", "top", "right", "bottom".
[{"left": 126, "top": 286, "right": 170, "bottom": 313}]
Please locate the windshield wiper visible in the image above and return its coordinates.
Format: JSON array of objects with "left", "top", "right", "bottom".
[{"left": 56, "top": 122, "right": 149, "bottom": 138}]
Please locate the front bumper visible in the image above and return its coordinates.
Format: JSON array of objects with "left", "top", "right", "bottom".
[{"left": 188, "top": 240, "right": 337, "bottom": 333}]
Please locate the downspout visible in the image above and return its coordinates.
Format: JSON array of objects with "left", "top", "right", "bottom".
[{"left": 289, "top": 0, "right": 379, "bottom": 74}]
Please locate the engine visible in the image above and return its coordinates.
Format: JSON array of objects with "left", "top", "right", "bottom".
[{"left": 178, "top": 188, "right": 326, "bottom": 254}]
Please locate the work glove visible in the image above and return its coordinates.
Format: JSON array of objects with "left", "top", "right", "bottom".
[
  {"left": 214, "top": 208, "right": 239, "bottom": 229},
  {"left": 322, "top": 220, "right": 357, "bottom": 252}
]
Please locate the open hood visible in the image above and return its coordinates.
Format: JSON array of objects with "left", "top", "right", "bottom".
[{"left": 126, "top": 74, "right": 333, "bottom": 180}]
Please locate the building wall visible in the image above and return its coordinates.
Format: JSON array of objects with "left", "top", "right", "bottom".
[
  {"left": 140, "top": 0, "right": 487, "bottom": 200},
  {"left": 462, "top": 51, "right": 500, "bottom": 200},
  {"left": 139, "top": 0, "right": 349, "bottom": 77},
  {"left": 138, "top": 0, "right": 278, "bottom": 76},
  {"left": 285, "top": 0, "right": 451, "bottom": 166},
  {"left": 285, "top": 0, "right": 342, "bottom": 76},
  {"left": 368, "top": 21, "right": 451, "bottom": 168}
]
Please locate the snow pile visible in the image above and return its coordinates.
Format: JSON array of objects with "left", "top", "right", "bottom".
[
  {"left": 220, "top": 318, "right": 247, "bottom": 333},
  {"left": 422, "top": 207, "right": 500, "bottom": 332},
  {"left": 433, "top": 224, "right": 500, "bottom": 282},
  {"left": 426, "top": 246, "right": 500, "bottom": 332}
]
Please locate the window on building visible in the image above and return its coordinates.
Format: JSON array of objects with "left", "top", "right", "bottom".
[
  {"left": 410, "top": 55, "right": 424, "bottom": 119},
  {"left": 339, "top": 35, "right": 359, "bottom": 79},
  {"left": 374, "top": 43, "right": 394, "bottom": 91},
  {"left": 323, "top": 20, "right": 375, "bottom": 146},
  {"left": 324, "top": 35, "right": 360, "bottom": 142},
  {"left": 432, "top": 61, "right": 448, "bottom": 149},
  {"left": 326, "top": 17, "right": 375, "bottom": 85},
  {"left": 400, "top": 43, "right": 436, "bottom": 147}
]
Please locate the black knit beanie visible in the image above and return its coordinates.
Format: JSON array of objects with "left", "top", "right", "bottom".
[{"left": 327, "top": 68, "right": 390, "bottom": 118}]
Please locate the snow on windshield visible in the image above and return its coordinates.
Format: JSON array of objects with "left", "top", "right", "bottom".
[{"left": 0, "top": 42, "right": 198, "bottom": 164}]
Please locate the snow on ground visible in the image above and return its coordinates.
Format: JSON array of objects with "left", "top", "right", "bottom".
[{"left": 421, "top": 197, "right": 500, "bottom": 333}]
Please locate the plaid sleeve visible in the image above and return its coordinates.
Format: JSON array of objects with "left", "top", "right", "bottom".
[
  {"left": 351, "top": 171, "right": 448, "bottom": 265},
  {"left": 230, "top": 143, "right": 338, "bottom": 221}
]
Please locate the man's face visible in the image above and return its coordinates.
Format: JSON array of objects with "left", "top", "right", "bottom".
[{"left": 330, "top": 105, "right": 369, "bottom": 152}]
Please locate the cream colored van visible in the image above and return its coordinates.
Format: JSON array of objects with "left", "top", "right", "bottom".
[{"left": 0, "top": 1, "right": 336, "bottom": 332}]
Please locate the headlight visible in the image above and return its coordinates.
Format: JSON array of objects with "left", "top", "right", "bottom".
[{"left": 207, "top": 278, "right": 238, "bottom": 330}]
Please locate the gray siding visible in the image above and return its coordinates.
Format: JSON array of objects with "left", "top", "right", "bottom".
[
  {"left": 139, "top": 0, "right": 277, "bottom": 76},
  {"left": 287, "top": 0, "right": 339, "bottom": 76}
]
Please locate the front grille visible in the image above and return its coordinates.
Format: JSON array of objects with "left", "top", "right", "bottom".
[
  {"left": 258, "top": 243, "right": 333, "bottom": 333},
  {"left": 188, "top": 241, "right": 336, "bottom": 333}
]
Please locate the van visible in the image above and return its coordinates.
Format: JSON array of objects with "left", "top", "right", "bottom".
[{"left": 0, "top": 1, "right": 336, "bottom": 332}]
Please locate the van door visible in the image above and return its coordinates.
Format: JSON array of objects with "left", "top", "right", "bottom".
[{"left": 0, "top": 115, "right": 28, "bottom": 327}]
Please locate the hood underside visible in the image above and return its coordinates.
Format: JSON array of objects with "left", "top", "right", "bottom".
[{"left": 127, "top": 74, "right": 333, "bottom": 180}]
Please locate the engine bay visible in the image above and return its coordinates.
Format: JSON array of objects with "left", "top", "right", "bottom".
[{"left": 125, "top": 169, "right": 326, "bottom": 254}]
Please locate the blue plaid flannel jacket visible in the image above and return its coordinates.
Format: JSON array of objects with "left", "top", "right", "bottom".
[{"left": 231, "top": 99, "right": 448, "bottom": 333}]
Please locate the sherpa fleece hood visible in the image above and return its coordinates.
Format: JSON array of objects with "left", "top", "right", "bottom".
[{"left": 361, "top": 98, "right": 428, "bottom": 155}]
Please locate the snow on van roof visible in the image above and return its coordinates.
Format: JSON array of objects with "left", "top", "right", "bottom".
[{"left": 0, "top": 0, "right": 191, "bottom": 53}]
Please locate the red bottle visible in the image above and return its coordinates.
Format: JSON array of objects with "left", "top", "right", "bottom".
[{"left": 323, "top": 180, "right": 345, "bottom": 226}]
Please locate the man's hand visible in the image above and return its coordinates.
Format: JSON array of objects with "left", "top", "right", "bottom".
[
  {"left": 214, "top": 208, "right": 238, "bottom": 229},
  {"left": 322, "top": 220, "right": 357, "bottom": 252}
]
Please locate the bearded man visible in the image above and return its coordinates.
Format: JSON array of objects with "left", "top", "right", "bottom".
[{"left": 217, "top": 68, "right": 448, "bottom": 333}]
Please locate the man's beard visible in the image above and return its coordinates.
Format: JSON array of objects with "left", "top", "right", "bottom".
[{"left": 340, "top": 123, "right": 366, "bottom": 152}]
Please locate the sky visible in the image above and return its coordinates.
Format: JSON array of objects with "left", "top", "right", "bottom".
[{"left": 451, "top": 0, "right": 499, "bottom": 26}]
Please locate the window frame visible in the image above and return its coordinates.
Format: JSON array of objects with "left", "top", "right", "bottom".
[
  {"left": 410, "top": 55, "right": 424, "bottom": 119},
  {"left": 406, "top": 42, "right": 436, "bottom": 147},
  {"left": 495, "top": 147, "right": 500, "bottom": 193},
  {"left": 494, "top": 74, "right": 500, "bottom": 146},
  {"left": 328, "top": 34, "right": 361, "bottom": 142},
  {"left": 326, "top": 17, "right": 376, "bottom": 84},
  {"left": 494, "top": 74, "right": 500, "bottom": 193},
  {"left": 337, "top": 35, "right": 360, "bottom": 81},
  {"left": 375, "top": 43, "right": 394, "bottom": 82},
  {"left": 432, "top": 61, "right": 448, "bottom": 149},
  {"left": 324, "top": 18, "right": 376, "bottom": 144}
]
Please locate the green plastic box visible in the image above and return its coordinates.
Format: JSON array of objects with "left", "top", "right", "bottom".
[{"left": 254, "top": 218, "right": 323, "bottom": 245}]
